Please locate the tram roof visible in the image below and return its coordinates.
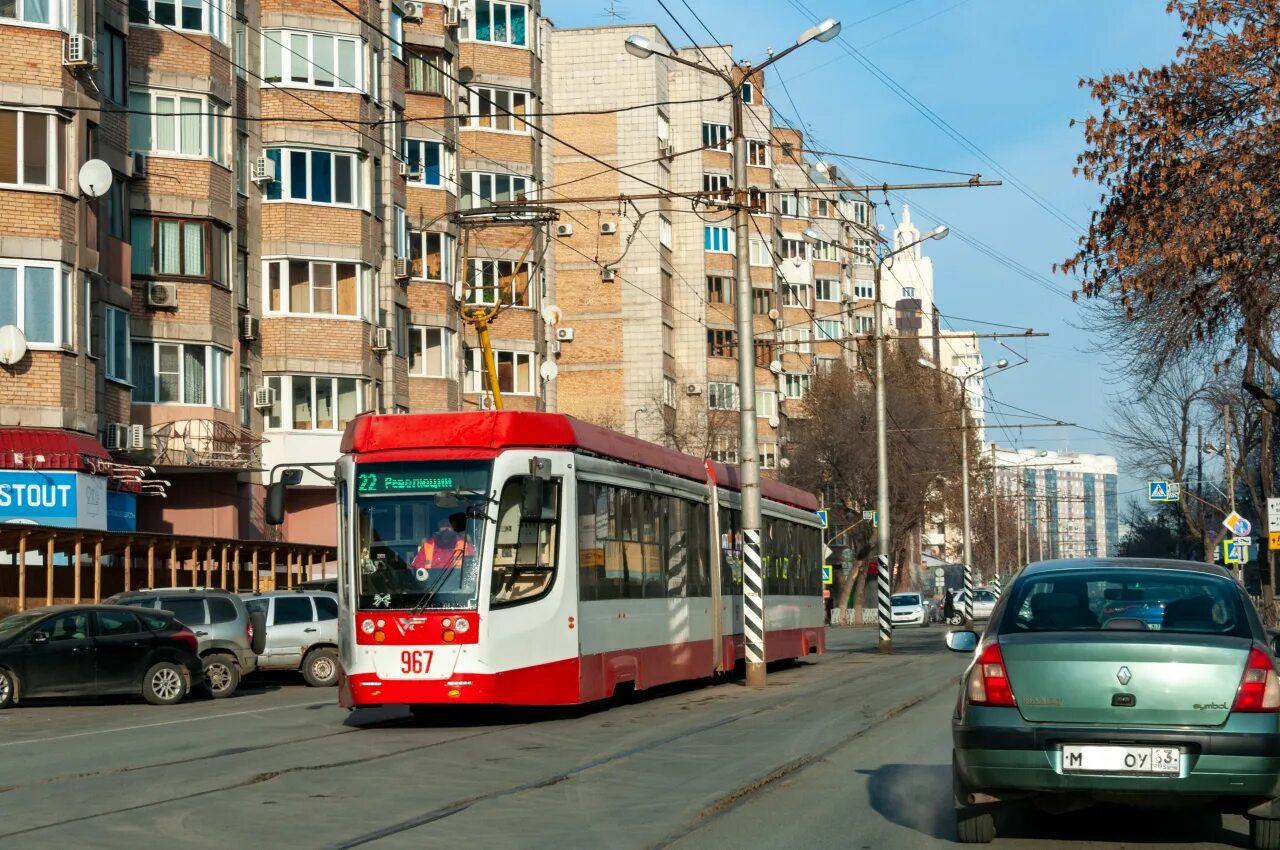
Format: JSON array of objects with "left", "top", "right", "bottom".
[{"left": 341, "top": 412, "right": 820, "bottom": 511}]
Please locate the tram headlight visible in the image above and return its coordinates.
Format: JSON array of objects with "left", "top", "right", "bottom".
[
  {"left": 361, "top": 620, "right": 375, "bottom": 635},
  {"left": 441, "top": 618, "right": 453, "bottom": 629},
  {"left": 453, "top": 617, "right": 470, "bottom": 634}
]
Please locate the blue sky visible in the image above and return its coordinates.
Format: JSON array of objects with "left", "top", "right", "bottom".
[{"left": 546, "top": 0, "right": 1185, "bottom": 498}]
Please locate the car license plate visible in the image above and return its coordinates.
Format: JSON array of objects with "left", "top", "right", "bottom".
[{"left": 1061, "top": 745, "right": 1180, "bottom": 774}]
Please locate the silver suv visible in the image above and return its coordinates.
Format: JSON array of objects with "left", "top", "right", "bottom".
[
  {"left": 241, "top": 590, "right": 340, "bottom": 687},
  {"left": 109, "top": 588, "right": 265, "bottom": 698}
]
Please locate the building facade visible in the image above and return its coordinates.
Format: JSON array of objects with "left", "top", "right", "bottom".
[{"left": 995, "top": 447, "right": 1120, "bottom": 561}]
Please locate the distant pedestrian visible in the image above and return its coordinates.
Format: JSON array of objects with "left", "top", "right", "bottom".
[{"left": 943, "top": 590, "right": 956, "bottom": 624}]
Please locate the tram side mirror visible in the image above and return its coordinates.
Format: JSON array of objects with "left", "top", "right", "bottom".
[
  {"left": 266, "top": 468, "right": 305, "bottom": 526},
  {"left": 521, "top": 458, "right": 555, "bottom": 522}
]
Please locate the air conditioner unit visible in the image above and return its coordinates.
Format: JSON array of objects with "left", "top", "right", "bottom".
[
  {"left": 663, "top": 142, "right": 676, "bottom": 158},
  {"left": 600, "top": 268, "right": 616, "bottom": 282},
  {"left": 599, "top": 222, "right": 618, "bottom": 235},
  {"left": 445, "top": 0, "right": 467, "bottom": 26},
  {"left": 555, "top": 327, "right": 574, "bottom": 342},
  {"left": 240, "top": 315, "right": 259, "bottom": 340},
  {"left": 398, "top": 161, "right": 420, "bottom": 180},
  {"left": 401, "top": 0, "right": 424, "bottom": 20},
  {"left": 104, "top": 423, "right": 127, "bottom": 451},
  {"left": 147, "top": 282, "right": 177, "bottom": 308},
  {"left": 555, "top": 222, "right": 573, "bottom": 237},
  {"left": 250, "top": 157, "right": 276, "bottom": 183},
  {"left": 129, "top": 151, "right": 147, "bottom": 178},
  {"left": 127, "top": 424, "right": 146, "bottom": 452},
  {"left": 372, "top": 326, "right": 392, "bottom": 351},
  {"left": 685, "top": 383, "right": 703, "bottom": 396},
  {"left": 393, "top": 256, "right": 410, "bottom": 278},
  {"left": 253, "top": 385, "right": 276, "bottom": 408},
  {"left": 63, "top": 34, "right": 95, "bottom": 68}
]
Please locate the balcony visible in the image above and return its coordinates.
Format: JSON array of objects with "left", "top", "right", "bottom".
[{"left": 147, "top": 420, "right": 265, "bottom": 469}]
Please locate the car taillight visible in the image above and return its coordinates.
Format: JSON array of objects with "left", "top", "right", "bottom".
[
  {"left": 967, "top": 643, "right": 1016, "bottom": 707},
  {"left": 173, "top": 626, "right": 198, "bottom": 654},
  {"left": 1233, "top": 647, "right": 1280, "bottom": 712},
  {"left": 247, "top": 621, "right": 254, "bottom": 643}
]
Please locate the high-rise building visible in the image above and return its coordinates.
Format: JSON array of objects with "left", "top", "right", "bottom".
[{"left": 996, "top": 448, "right": 1120, "bottom": 561}]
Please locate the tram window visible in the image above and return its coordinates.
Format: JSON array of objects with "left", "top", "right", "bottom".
[
  {"left": 491, "top": 475, "right": 560, "bottom": 607},
  {"left": 688, "top": 501, "right": 710, "bottom": 597},
  {"left": 666, "top": 501, "right": 688, "bottom": 597}
]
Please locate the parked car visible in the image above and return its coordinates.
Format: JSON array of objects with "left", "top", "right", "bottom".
[
  {"left": 948, "top": 588, "right": 999, "bottom": 624},
  {"left": 109, "top": 588, "right": 265, "bottom": 698},
  {"left": 0, "top": 604, "right": 203, "bottom": 708},
  {"left": 241, "top": 590, "right": 340, "bottom": 687},
  {"left": 947, "top": 557, "right": 1280, "bottom": 847},
  {"left": 890, "top": 592, "right": 928, "bottom": 627}
]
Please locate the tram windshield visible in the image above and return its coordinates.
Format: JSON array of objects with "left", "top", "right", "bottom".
[{"left": 353, "top": 461, "right": 492, "bottom": 611}]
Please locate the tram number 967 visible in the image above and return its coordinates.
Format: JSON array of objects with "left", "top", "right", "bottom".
[{"left": 400, "top": 650, "right": 433, "bottom": 676}]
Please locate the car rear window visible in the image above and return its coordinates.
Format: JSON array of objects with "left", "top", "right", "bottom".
[
  {"left": 160, "top": 598, "right": 207, "bottom": 625},
  {"left": 140, "top": 613, "right": 172, "bottom": 631},
  {"left": 1000, "top": 568, "right": 1251, "bottom": 637},
  {"left": 207, "top": 597, "right": 238, "bottom": 624},
  {"left": 315, "top": 597, "right": 338, "bottom": 621}
]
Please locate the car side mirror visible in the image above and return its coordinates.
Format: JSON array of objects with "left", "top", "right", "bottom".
[
  {"left": 1271, "top": 633, "right": 1280, "bottom": 658},
  {"left": 945, "top": 630, "right": 979, "bottom": 653},
  {"left": 29, "top": 631, "right": 48, "bottom": 645}
]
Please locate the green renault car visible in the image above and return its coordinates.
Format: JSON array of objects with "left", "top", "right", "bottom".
[{"left": 948, "top": 558, "right": 1280, "bottom": 847}]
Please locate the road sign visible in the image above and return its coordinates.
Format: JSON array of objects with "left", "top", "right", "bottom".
[
  {"left": 816, "top": 509, "right": 828, "bottom": 529},
  {"left": 934, "top": 576, "right": 945, "bottom": 588},
  {"left": 1148, "top": 481, "right": 1171, "bottom": 501},
  {"left": 1269, "top": 498, "right": 1280, "bottom": 533},
  {"left": 934, "top": 566, "right": 945, "bottom": 577},
  {"left": 1223, "top": 537, "right": 1254, "bottom": 565},
  {"left": 872, "top": 511, "right": 878, "bottom": 528},
  {"left": 1223, "top": 511, "right": 1252, "bottom": 537},
  {"left": 1270, "top": 531, "right": 1280, "bottom": 551},
  {"left": 862, "top": 509, "right": 874, "bottom": 521},
  {"left": 821, "top": 565, "right": 833, "bottom": 585},
  {"left": 1167, "top": 483, "right": 1181, "bottom": 502}
]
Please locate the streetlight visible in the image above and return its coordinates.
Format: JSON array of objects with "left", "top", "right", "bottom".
[
  {"left": 633, "top": 407, "right": 647, "bottom": 439},
  {"left": 919, "top": 356, "right": 1008, "bottom": 624},
  {"left": 626, "top": 18, "right": 839, "bottom": 687}
]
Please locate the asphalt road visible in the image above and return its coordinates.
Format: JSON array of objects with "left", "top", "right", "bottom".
[{"left": 0, "top": 626, "right": 1260, "bottom": 849}]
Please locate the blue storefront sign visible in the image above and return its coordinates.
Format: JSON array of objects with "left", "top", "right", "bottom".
[
  {"left": 107, "top": 490, "right": 137, "bottom": 532},
  {"left": 0, "top": 470, "right": 108, "bottom": 530}
]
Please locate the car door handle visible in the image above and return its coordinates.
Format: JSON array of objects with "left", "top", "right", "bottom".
[
  {"left": 72, "top": 645, "right": 89, "bottom": 653},
  {"left": 195, "top": 631, "right": 209, "bottom": 636},
  {"left": 304, "top": 628, "right": 317, "bottom": 633}
]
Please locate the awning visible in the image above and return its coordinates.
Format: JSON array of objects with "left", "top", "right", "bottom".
[{"left": 0, "top": 428, "right": 112, "bottom": 472}]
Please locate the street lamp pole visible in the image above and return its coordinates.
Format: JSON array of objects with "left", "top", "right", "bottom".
[
  {"left": 991, "top": 442, "right": 999, "bottom": 585},
  {"left": 633, "top": 407, "right": 646, "bottom": 439}
]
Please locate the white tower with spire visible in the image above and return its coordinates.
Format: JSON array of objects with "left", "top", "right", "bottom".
[{"left": 881, "top": 204, "right": 937, "bottom": 347}]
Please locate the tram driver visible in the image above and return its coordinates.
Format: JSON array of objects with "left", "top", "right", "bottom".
[{"left": 411, "top": 512, "right": 478, "bottom": 594}]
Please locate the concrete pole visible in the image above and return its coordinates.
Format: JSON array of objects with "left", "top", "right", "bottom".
[
  {"left": 873, "top": 261, "right": 893, "bottom": 653},
  {"left": 991, "top": 443, "right": 999, "bottom": 585},
  {"left": 961, "top": 406, "right": 973, "bottom": 622}
]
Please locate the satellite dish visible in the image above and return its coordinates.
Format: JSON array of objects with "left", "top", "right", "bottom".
[
  {"left": 768, "top": 415, "right": 780, "bottom": 429},
  {"left": 458, "top": 66, "right": 475, "bottom": 84},
  {"left": 78, "top": 159, "right": 113, "bottom": 199},
  {"left": 768, "top": 359, "right": 783, "bottom": 375},
  {"left": 539, "top": 361, "right": 558, "bottom": 382},
  {"left": 0, "top": 325, "right": 27, "bottom": 366},
  {"left": 541, "top": 304, "right": 562, "bottom": 326}
]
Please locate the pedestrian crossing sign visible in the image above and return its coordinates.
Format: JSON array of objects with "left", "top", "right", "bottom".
[
  {"left": 822, "top": 565, "right": 832, "bottom": 586},
  {"left": 1148, "top": 481, "right": 1172, "bottom": 502},
  {"left": 816, "top": 509, "right": 828, "bottom": 529},
  {"left": 1223, "top": 537, "right": 1253, "bottom": 565}
]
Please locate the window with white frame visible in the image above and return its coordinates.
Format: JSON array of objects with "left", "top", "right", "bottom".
[
  {"left": 710, "top": 435, "right": 738, "bottom": 464},
  {"left": 459, "top": 170, "right": 533, "bottom": 210},
  {"left": 704, "top": 226, "right": 732, "bottom": 253},
  {"left": 264, "top": 148, "right": 362, "bottom": 207},
  {"left": 0, "top": 110, "right": 65, "bottom": 190},
  {"left": 658, "top": 216, "right": 672, "bottom": 249},
  {"left": 781, "top": 238, "right": 806, "bottom": 261},
  {"left": 902, "top": 286, "right": 916, "bottom": 298},
  {"left": 815, "top": 356, "right": 838, "bottom": 374},
  {"left": 853, "top": 281, "right": 874, "bottom": 299},
  {"left": 663, "top": 375, "right": 677, "bottom": 408},
  {"left": 707, "top": 381, "right": 738, "bottom": 411},
  {"left": 657, "top": 112, "right": 670, "bottom": 146},
  {"left": 4, "top": 0, "right": 62, "bottom": 26},
  {"left": 131, "top": 341, "right": 229, "bottom": 407},
  {"left": 464, "top": 349, "right": 534, "bottom": 394},
  {"left": 233, "top": 23, "right": 246, "bottom": 78},
  {"left": 815, "top": 279, "right": 839, "bottom": 301},
  {"left": 234, "top": 133, "right": 247, "bottom": 194},
  {"left": 460, "top": 86, "right": 531, "bottom": 133},
  {"left": 783, "top": 283, "right": 812, "bottom": 309},
  {"left": 740, "top": 81, "right": 754, "bottom": 104},
  {"left": 407, "top": 50, "right": 450, "bottom": 95},
  {"left": 129, "top": 0, "right": 226, "bottom": 39},
  {"left": 465, "top": 259, "right": 530, "bottom": 307},
  {"left": 128, "top": 90, "right": 225, "bottom": 162},
  {"left": 756, "top": 389, "right": 777, "bottom": 420},
  {"left": 389, "top": 7, "right": 403, "bottom": 59},
  {"left": 130, "top": 215, "right": 229, "bottom": 283},
  {"left": 100, "top": 28, "right": 127, "bottom": 104},
  {"left": 410, "top": 231, "right": 455, "bottom": 282},
  {"left": 759, "top": 442, "right": 777, "bottom": 469},
  {"left": 104, "top": 306, "right": 130, "bottom": 382},
  {"left": 263, "top": 374, "right": 364, "bottom": 430},
  {"left": 782, "top": 326, "right": 811, "bottom": 353},
  {"left": 853, "top": 238, "right": 873, "bottom": 264},
  {"left": 815, "top": 198, "right": 830, "bottom": 218},
  {"left": 264, "top": 259, "right": 365, "bottom": 317},
  {"left": 0, "top": 261, "right": 71, "bottom": 347},
  {"left": 783, "top": 373, "right": 810, "bottom": 399},
  {"left": 460, "top": 0, "right": 529, "bottom": 46},
  {"left": 778, "top": 193, "right": 800, "bottom": 217},
  {"left": 749, "top": 238, "right": 771, "bottom": 267},
  {"left": 812, "top": 241, "right": 839, "bottom": 261},
  {"left": 746, "top": 140, "right": 769, "bottom": 166},
  {"left": 816, "top": 319, "right": 842, "bottom": 341},
  {"left": 702, "top": 123, "right": 729, "bottom": 152},
  {"left": 261, "top": 30, "right": 363, "bottom": 91},
  {"left": 239, "top": 366, "right": 251, "bottom": 426},
  {"left": 408, "top": 326, "right": 453, "bottom": 378},
  {"left": 855, "top": 315, "right": 875, "bottom": 334},
  {"left": 851, "top": 200, "right": 867, "bottom": 225},
  {"left": 394, "top": 207, "right": 407, "bottom": 260}
]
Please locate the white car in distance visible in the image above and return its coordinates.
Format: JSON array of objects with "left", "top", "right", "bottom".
[{"left": 890, "top": 592, "right": 928, "bottom": 627}]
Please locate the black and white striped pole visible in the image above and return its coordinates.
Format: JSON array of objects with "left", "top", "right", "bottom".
[
  {"left": 877, "top": 554, "right": 892, "bottom": 648},
  {"left": 743, "top": 528, "right": 765, "bottom": 681}
]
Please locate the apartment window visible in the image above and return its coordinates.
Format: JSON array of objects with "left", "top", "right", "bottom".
[
  {"left": 756, "top": 389, "right": 777, "bottom": 420},
  {"left": 410, "top": 231, "right": 455, "bottom": 282},
  {"left": 465, "top": 259, "right": 530, "bottom": 307},
  {"left": 129, "top": 0, "right": 226, "bottom": 39},
  {"left": 816, "top": 356, "right": 838, "bottom": 374},
  {"left": 740, "top": 81, "right": 754, "bottom": 104},
  {"left": 707, "top": 381, "right": 738, "bottom": 411},
  {"left": 783, "top": 283, "right": 812, "bottom": 309},
  {"left": 131, "top": 341, "right": 229, "bottom": 407},
  {"left": 104, "top": 182, "right": 126, "bottom": 240},
  {"left": 0, "top": 110, "right": 65, "bottom": 189},
  {"left": 389, "top": 7, "right": 403, "bottom": 58},
  {"left": 853, "top": 281, "right": 874, "bottom": 299},
  {"left": 816, "top": 319, "right": 842, "bottom": 341},
  {"left": 856, "top": 315, "right": 875, "bottom": 334},
  {"left": 393, "top": 305, "right": 408, "bottom": 357},
  {"left": 0, "top": 261, "right": 71, "bottom": 347},
  {"left": 235, "top": 249, "right": 248, "bottom": 308},
  {"left": 783, "top": 373, "right": 810, "bottom": 399},
  {"left": 408, "top": 326, "right": 452, "bottom": 378},
  {"left": 130, "top": 216, "right": 228, "bottom": 284},
  {"left": 704, "top": 226, "right": 732, "bottom": 254},
  {"left": 706, "top": 275, "right": 731, "bottom": 304},
  {"left": 747, "top": 188, "right": 769, "bottom": 215},
  {"left": 233, "top": 23, "right": 246, "bottom": 77},
  {"left": 851, "top": 200, "right": 867, "bottom": 225},
  {"left": 407, "top": 51, "right": 450, "bottom": 95},
  {"left": 459, "top": 170, "right": 533, "bottom": 210},
  {"left": 264, "top": 259, "right": 364, "bottom": 317},
  {"left": 2, "top": 0, "right": 58, "bottom": 25},
  {"left": 261, "top": 30, "right": 363, "bottom": 91},
  {"left": 239, "top": 366, "right": 251, "bottom": 427},
  {"left": 778, "top": 193, "right": 799, "bottom": 217},
  {"left": 754, "top": 339, "right": 775, "bottom": 367},
  {"left": 702, "top": 173, "right": 730, "bottom": 199},
  {"left": 461, "top": 86, "right": 531, "bottom": 133},
  {"left": 749, "top": 238, "right": 772, "bottom": 267},
  {"left": 702, "top": 123, "right": 729, "bottom": 152},
  {"left": 658, "top": 216, "right": 672, "bottom": 249},
  {"left": 657, "top": 112, "right": 670, "bottom": 146},
  {"left": 759, "top": 442, "right": 777, "bottom": 470},
  {"left": 104, "top": 306, "right": 129, "bottom": 382},
  {"left": 853, "top": 238, "right": 873, "bottom": 264},
  {"left": 464, "top": 349, "right": 534, "bottom": 394},
  {"left": 707, "top": 329, "right": 736, "bottom": 358},
  {"left": 394, "top": 206, "right": 408, "bottom": 260},
  {"left": 264, "top": 375, "right": 364, "bottom": 430},
  {"left": 710, "top": 436, "right": 738, "bottom": 464},
  {"left": 127, "top": 90, "right": 225, "bottom": 162},
  {"left": 752, "top": 287, "right": 772, "bottom": 316},
  {"left": 812, "top": 241, "right": 838, "bottom": 261},
  {"left": 782, "top": 326, "right": 811, "bottom": 353},
  {"left": 461, "top": 0, "right": 528, "bottom": 46},
  {"left": 370, "top": 49, "right": 382, "bottom": 102},
  {"left": 234, "top": 133, "right": 246, "bottom": 194},
  {"left": 903, "top": 286, "right": 917, "bottom": 298},
  {"left": 663, "top": 375, "right": 677, "bottom": 409},
  {"left": 99, "top": 28, "right": 127, "bottom": 104},
  {"left": 781, "top": 239, "right": 807, "bottom": 261},
  {"left": 815, "top": 198, "right": 830, "bottom": 218},
  {"left": 264, "top": 148, "right": 362, "bottom": 207},
  {"left": 372, "top": 157, "right": 383, "bottom": 219},
  {"left": 815, "top": 279, "right": 839, "bottom": 301},
  {"left": 746, "top": 140, "right": 769, "bottom": 167}
]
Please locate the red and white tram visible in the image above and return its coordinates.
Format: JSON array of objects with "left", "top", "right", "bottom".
[{"left": 333, "top": 411, "right": 825, "bottom": 708}]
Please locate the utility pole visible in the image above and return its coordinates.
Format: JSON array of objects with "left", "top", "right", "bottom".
[
  {"left": 991, "top": 442, "right": 999, "bottom": 584},
  {"left": 873, "top": 261, "right": 893, "bottom": 653},
  {"left": 1224, "top": 405, "right": 1236, "bottom": 513}
]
